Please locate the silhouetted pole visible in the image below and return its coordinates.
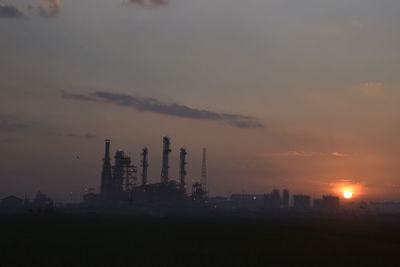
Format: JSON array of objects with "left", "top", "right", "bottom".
[
  {"left": 201, "top": 148, "right": 207, "bottom": 192},
  {"left": 101, "top": 139, "right": 112, "bottom": 196},
  {"left": 179, "top": 147, "right": 187, "bottom": 192},
  {"left": 141, "top": 147, "right": 148, "bottom": 186},
  {"left": 161, "top": 136, "right": 171, "bottom": 183}
]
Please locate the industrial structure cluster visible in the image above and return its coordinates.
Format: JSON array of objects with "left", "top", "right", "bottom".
[
  {"left": 79, "top": 136, "right": 344, "bottom": 214},
  {"left": 83, "top": 137, "right": 208, "bottom": 208}
]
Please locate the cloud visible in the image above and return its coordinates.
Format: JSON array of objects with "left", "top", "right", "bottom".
[
  {"left": 28, "top": 0, "right": 61, "bottom": 17},
  {"left": 357, "top": 82, "right": 385, "bottom": 96},
  {"left": 0, "top": 120, "right": 30, "bottom": 131},
  {"left": 55, "top": 132, "right": 97, "bottom": 139},
  {"left": 62, "top": 91, "right": 263, "bottom": 129},
  {"left": 385, "top": 183, "right": 400, "bottom": 189},
  {"left": 331, "top": 152, "right": 350, "bottom": 157},
  {"left": 269, "top": 151, "right": 319, "bottom": 157},
  {"left": 123, "top": 0, "right": 168, "bottom": 8},
  {"left": 0, "top": 3, "right": 23, "bottom": 18},
  {"left": 267, "top": 151, "right": 351, "bottom": 158},
  {"left": 83, "top": 132, "right": 97, "bottom": 139},
  {"left": 61, "top": 91, "right": 98, "bottom": 102},
  {"left": 0, "top": 0, "right": 61, "bottom": 18}
]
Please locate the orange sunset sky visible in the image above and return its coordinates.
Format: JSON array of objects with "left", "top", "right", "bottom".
[{"left": 1, "top": 0, "right": 400, "bottom": 201}]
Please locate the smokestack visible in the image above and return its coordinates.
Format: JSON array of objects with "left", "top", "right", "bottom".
[
  {"left": 104, "top": 139, "right": 111, "bottom": 160},
  {"left": 201, "top": 148, "right": 207, "bottom": 192},
  {"left": 161, "top": 136, "right": 171, "bottom": 183},
  {"left": 141, "top": 147, "right": 149, "bottom": 186},
  {"left": 179, "top": 147, "right": 187, "bottom": 192},
  {"left": 101, "top": 139, "right": 112, "bottom": 196}
]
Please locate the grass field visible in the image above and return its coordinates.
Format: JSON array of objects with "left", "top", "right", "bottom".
[{"left": 1, "top": 213, "right": 399, "bottom": 266}]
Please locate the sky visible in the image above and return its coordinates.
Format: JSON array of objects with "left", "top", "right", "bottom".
[{"left": 1, "top": 0, "right": 400, "bottom": 202}]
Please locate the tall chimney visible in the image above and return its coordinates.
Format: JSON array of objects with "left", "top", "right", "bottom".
[
  {"left": 179, "top": 147, "right": 187, "bottom": 192},
  {"left": 101, "top": 139, "right": 112, "bottom": 196},
  {"left": 141, "top": 147, "right": 149, "bottom": 186},
  {"left": 161, "top": 136, "right": 171, "bottom": 183},
  {"left": 201, "top": 148, "right": 207, "bottom": 192},
  {"left": 104, "top": 139, "right": 111, "bottom": 161}
]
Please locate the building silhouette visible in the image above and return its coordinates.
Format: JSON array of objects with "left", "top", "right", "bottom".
[
  {"left": 322, "top": 195, "right": 340, "bottom": 213},
  {"left": 293, "top": 194, "right": 311, "bottom": 212}
]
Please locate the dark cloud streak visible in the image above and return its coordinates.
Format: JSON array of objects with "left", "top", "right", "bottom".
[
  {"left": 62, "top": 91, "right": 98, "bottom": 102},
  {"left": 28, "top": 0, "right": 61, "bottom": 18},
  {"left": 0, "top": 3, "right": 23, "bottom": 18},
  {"left": 62, "top": 91, "right": 264, "bottom": 129},
  {"left": 55, "top": 132, "right": 97, "bottom": 139},
  {"left": 123, "top": 0, "right": 168, "bottom": 8},
  {"left": 0, "top": 120, "right": 30, "bottom": 131}
]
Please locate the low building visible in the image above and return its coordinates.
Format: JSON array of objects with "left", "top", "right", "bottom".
[
  {"left": 32, "top": 191, "right": 53, "bottom": 211},
  {"left": 293, "top": 194, "right": 311, "bottom": 212},
  {"left": 313, "top": 199, "right": 323, "bottom": 212},
  {"left": 230, "top": 194, "right": 265, "bottom": 211},
  {"left": 230, "top": 194, "right": 264, "bottom": 203},
  {"left": 264, "top": 190, "right": 281, "bottom": 210},
  {"left": 322, "top": 195, "right": 340, "bottom": 213},
  {"left": 282, "top": 189, "right": 290, "bottom": 209},
  {"left": 1, "top": 195, "right": 25, "bottom": 209}
]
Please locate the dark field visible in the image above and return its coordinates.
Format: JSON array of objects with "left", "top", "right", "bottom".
[{"left": 1, "top": 213, "right": 400, "bottom": 266}]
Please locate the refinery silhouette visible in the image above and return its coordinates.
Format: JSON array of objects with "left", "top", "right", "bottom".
[{"left": 2, "top": 136, "right": 395, "bottom": 216}]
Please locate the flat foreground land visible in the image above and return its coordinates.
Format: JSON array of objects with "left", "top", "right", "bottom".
[{"left": 1, "top": 213, "right": 400, "bottom": 266}]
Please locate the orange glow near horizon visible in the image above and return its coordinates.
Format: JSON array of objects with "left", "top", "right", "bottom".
[{"left": 333, "top": 182, "right": 363, "bottom": 200}]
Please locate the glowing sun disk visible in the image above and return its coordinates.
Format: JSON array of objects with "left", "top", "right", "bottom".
[{"left": 343, "top": 191, "right": 353, "bottom": 199}]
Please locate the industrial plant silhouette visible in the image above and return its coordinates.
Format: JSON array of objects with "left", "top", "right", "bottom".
[
  {"left": 76, "top": 136, "right": 344, "bottom": 215},
  {"left": 0, "top": 135, "right": 354, "bottom": 215},
  {"left": 86, "top": 137, "right": 207, "bottom": 209}
]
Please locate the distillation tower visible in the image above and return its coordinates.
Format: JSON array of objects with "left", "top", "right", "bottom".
[
  {"left": 141, "top": 147, "right": 149, "bottom": 186},
  {"left": 161, "top": 136, "right": 171, "bottom": 183},
  {"left": 179, "top": 147, "right": 187, "bottom": 192},
  {"left": 201, "top": 148, "right": 207, "bottom": 192}
]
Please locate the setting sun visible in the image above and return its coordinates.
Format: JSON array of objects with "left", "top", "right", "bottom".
[{"left": 343, "top": 191, "right": 353, "bottom": 199}]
